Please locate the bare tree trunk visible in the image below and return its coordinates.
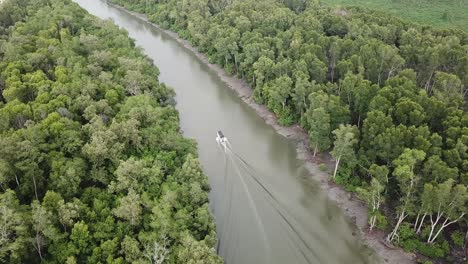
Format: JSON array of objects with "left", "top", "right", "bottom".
[
  {"left": 428, "top": 213, "right": 465, "bottom": 243},
  {"left": 386, "top": 211, "right": 407, "bottom": 242},
  {"left": 32, "top": 174, "right": 38, "bottom": 200},
  {"left": 424, "top": 71, "right": 434, "bottom": 93},
  {"left": 333, "top": 156, "right": 341, "bottom": 179},
  {"left": 416, "top": 213, "right": 426, "bottom": 234},
  {"left": 378, "top": 58, "right": 384, "bottom": 86},
  {"left": 35, "top": 233, "right": 43, "bottom": 261},
  {"left": 427, "top": 211, "right": 443, "bottom": 242},
  {"left": 413, "top": 213, "right": 420, "bottom": 232},
  {"left": 15, "top": 174, "right": 19, "bottom": 187},
  {"left": 234, "top": 54, "right": 239, "bottom": 74},
  {"left": 369, "top": 215, "right": 377, "bottom": 232},
  {"left": 387, "top": 65, "right": 396, "bottom": 81},
  {"left": 330, "top": 65, "right": 335, "bottom": 83},
  {"left": 463, "top": 229, "right": 468, "bottom": 254},
  {"left": 369, "top": 191, "right": 381, "bottom": 232}
]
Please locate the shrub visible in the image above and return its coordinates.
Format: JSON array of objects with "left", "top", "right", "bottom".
[
  {"left": 278, "top": 108, "right": 296, "bottom": 126},
  {"left": 375, "top": 212, "right": 388, "bottom": 230},
  {"left": 397, "top": 222, "right": 449, "bottom": 258},
  {"left": 398, "top": 222, "right": 416, "bottom": 241},
  {"left": 451, "top": 230, "right": 465, "bottom": 247},
  {"left": 334, "top": 167, "right": 362, "bottom": 192},
  {"left": 415, "top": 240, "right": 449, "bottom": 259},
  {"left": 318, "top": 163, "right": 328, "bottom": 171},
  {"left": 417, "top": 260, "right": 433, "bottom": 264}
]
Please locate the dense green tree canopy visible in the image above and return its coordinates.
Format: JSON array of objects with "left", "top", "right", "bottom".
[
  {"left": 110, "top": 0, "right": 468, "bottom": 261},
  {"left": 0, "top": 0, "right": 221, "bottom": 263}
]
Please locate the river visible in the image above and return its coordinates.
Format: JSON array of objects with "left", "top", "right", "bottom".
[{"left": 72, "top": 1, "right": 379, "bottom": 263}]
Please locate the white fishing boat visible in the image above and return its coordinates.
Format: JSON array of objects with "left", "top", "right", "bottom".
[{"left": 216, "top": 130, "right": 227, "bottom": 143}]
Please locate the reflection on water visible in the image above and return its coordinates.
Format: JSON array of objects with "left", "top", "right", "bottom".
[{"left": 73, "top": 1, "right": 380, "bottom": 263}]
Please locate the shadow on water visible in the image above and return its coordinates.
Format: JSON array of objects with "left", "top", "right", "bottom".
[{"left": 73, "top": 1, "right": 380, "bottom": 263}]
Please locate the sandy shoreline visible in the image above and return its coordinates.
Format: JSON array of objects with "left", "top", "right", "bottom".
[{"left": 110, "top": 4, "right": 415, "bottom": 263}]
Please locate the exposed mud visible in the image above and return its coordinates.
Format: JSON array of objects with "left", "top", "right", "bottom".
[{"left": 110, "top": 4, "right": 415, "bottom": 264}]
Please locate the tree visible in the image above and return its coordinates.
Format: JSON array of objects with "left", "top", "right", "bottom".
[
  {"left": 0, "top": 190, "right": 29, "bottom": 263},
  {"left": 109, "top": 157, "right": 163, "bottom": 195},
  {"left": 425, "top": 180, "right": 467, "bottom": 243},
  {"left": 113, "top": 189, "right": 142, "bottom": 226},
  {"left": 177, "top": 233, "right": 222, "bottom": 264},
  {"left": 327, "top": 38, "right": 341, "bottom": 82},
  {"left": 266, "top": 76, "right": 293, "bottom": 117},
  {"left": 431, "top": 72, "right": 465, "bottom": 107},
  {"left": 393, "top": 98, "right": 425, "bottom": 127},
  {"left": 291, "top": 74, "right": 310, "bottom": 117},
  {"left": 360, "top": 110, "right": 393, "bottom": 162},
  {"left": 368, "top": 164, "right": 389, "bottom": 187},
  {"left": 57, "top": 200, "right": 80, "bottom": 233},
  {"left": 143, "top": 236, "right": 170, "bottom": 264},
  {"left": 70, "top": 221, "right": 90, "bottom": 256},
  {"left": 49, "top": 157, "right": 86, "bottom": 199},
  {"left": 386, "top": 149, "right": 425, "bottom": 243},
  {"left": 307, "top": 91, "right": 350, "bottom": 132},
  {"left": 414, "top": 183, "right": 434, "bottom": 234},
  {"left": 306, "top": 107, "right": 331, "bottom": 156},
  {"left": 121, "top": 236, "right": 143, "bottom": 263},
  {"left": 422, "top": 155, "right": 458, "bottom": 184},
  {"left": 331, "top": 124, "right": 358, "bottom": 179},
  {"left": 253, "top": 55, "right": 275, "bottom": 88},
  {"left": 339, "top": 73, "right": 378, "bottom": 126},
  {"left": 31, "top": 201, "right": 61, "bottom": 261},
  {"left": 357, "top": 176, "right": 386, "bottom": 232}
]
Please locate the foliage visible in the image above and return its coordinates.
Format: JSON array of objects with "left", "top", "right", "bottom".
[
  {"left": 417, "top": 261, "right": 433, "bottom": 264},
  {"left": 333, "top": 164, "right": 362, "bottom": 192},
  {"left": 110, "top": 0, "right": 468, "bottom": 261},
  {"left": 450, "top": 230, "right": 465, "bottom": 247},
  {"left": 318, "top": 163, "right": 328, "bottom": 171},
  {"left": 0, "top": 0, "right": 221, "bottom": 263},
  {"left": 397, "top": 223, "right": 450, "bottom": 259}
]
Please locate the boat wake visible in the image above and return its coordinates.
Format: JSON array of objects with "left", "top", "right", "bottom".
[{"left": 215, "top": 131, "right": 319, "bottom": 264}]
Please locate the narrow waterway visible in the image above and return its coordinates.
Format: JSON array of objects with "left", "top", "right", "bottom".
[{"left": 73, "top": 1, "right": 379, "bottom": 263}]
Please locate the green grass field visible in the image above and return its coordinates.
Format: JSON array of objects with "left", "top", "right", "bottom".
[{"left": 320, "top": 0, "right": 468, "bottom": 31}]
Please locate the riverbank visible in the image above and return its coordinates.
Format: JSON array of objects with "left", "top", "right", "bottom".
[{"left": 110, "top": 4, "right": 415, "bottom": 264}]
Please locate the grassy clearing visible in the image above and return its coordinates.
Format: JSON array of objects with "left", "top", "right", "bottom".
[{"left": 320, "top": 0, "right": 468, "bottom": 31}]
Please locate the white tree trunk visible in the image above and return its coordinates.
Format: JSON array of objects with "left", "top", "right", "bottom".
[
  {"left": 416, "top": 213, "right": 426, "bottom": 234},
  {"left": 427, "top": 211, "right": 443, "bottom": 243},
  {"left": 32, "top": 174, "right": 38, "bottom": 200},
  {"left": 428, "top": 213, "right": 465, "bottom": 243},
  {"left": 333, "top": 156, "right": 341, "bottom": 179},
  {"left": 234, "top": 54, "right": 239, "bottom": 74},
  {"left": 35, "top": 233, "right": 43, "bottom": 261},
  {"left": 378, "top": 57, "right": 384, "bottom": 86},
  {"left": 386, "top": 211, "right": 407, "bottom": 242},
  {"left": 369, "top": 215, "right": 377, "bottom": 232},
  {"left": 413, "top": 213, "right": 420, "bottom": 232},
  {"left": 425, "top": 70, "right": 434, "bottom": 93}
]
